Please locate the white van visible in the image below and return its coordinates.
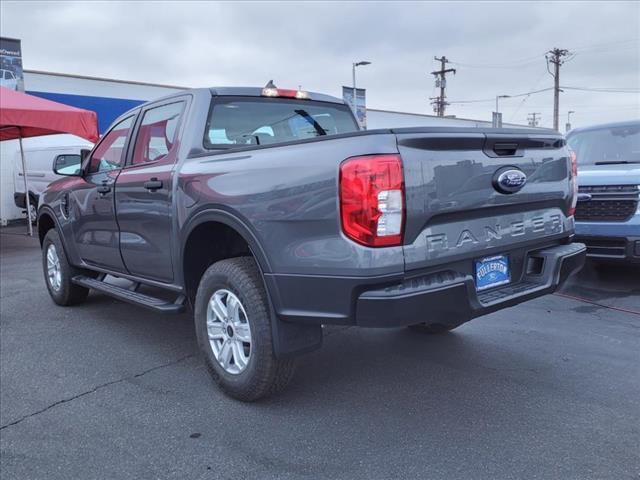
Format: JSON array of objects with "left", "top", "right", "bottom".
[
  {"left": 0, "top": 69, "right": 19, "bottom": 91},
  {"left": 13, "top": 138, "right": 93, "bottom": 222}
]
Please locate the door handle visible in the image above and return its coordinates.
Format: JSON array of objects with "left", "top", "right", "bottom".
[
  {"left": 144, "top": 178, "right": 163, "bottom": 191},
  {"left": 97, "top": 185, "right": 111, "bottom": 195}
]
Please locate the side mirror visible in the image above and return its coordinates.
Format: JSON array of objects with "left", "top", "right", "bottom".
[{"left": 53, "top": 154, "right": 82, "bottom": 176}]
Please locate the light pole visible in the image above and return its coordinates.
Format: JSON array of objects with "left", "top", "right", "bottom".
[
  {"left": 352, "top": 61, "right": 371, "bottom": 117},
  {"left": 493, "top": 95, "right": 510, "bottom": 128},
  {"left": 566, "top": 110, "right": 575, "bottom": 132}
]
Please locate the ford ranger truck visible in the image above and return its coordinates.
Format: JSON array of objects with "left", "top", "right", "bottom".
[
  {"left": 37, "top": 86, "right": 586, "bottom": 401},
  {"left": 567, "top": 120, "right": 640, "bottom": 264}
]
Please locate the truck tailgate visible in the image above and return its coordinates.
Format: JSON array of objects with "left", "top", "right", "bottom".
[{"left": 396, "top": 129, "right": 574, "bottom": 272}]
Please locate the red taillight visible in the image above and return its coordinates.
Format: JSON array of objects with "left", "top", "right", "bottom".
[
  {"left": 568, "top": 149, "right": 578, "bottom": 216},
  {"left": 339, "top": 154, "right": 405, "bottom": 247}
]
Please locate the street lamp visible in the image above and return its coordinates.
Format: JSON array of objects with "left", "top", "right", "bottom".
[
  {"left": 352, "top": 61, "right": 371, "bottom": 115},
  {"left": 495, "top": 95, "right": 511, "bottom": 115},
  {"left": 566, "top": 110, "right": 575, "bottom": 132},
  {"left": 493, "top": 95, "right": 510, "bottom": 127}
]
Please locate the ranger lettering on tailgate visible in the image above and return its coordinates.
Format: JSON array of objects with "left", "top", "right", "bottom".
[{"left": 423, "top": 210, "right": 564, "bottom": 258}]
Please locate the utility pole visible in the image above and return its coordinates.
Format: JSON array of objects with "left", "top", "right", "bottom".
[
  {"left": 546, "top": 48, "right": 570, "bottom": 131},
  {"left": 527, "top": 112, "right": 541, "bottom": 127},
  {"left": 430, "top": 56, "right": 456, "bottom": 116}
]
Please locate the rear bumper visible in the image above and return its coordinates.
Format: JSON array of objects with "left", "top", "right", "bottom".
[
  {"left": 266, "top": 242, "right": 586, "bottom": 328},
  {"left": 356, "top": 242, "right": 585, "bottom": 327}
]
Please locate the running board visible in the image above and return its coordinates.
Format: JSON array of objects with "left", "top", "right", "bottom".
[{"left": 72, "top": 276, "right": 186, "bottom": 314}]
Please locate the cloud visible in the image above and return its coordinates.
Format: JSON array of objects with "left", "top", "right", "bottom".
[{"left": 1, "top": 0, "right": 638, "bottom": 127}]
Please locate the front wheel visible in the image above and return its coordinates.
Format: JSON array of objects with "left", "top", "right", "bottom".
[{"left": 194, "top": 257, "right": 295, "bottom": 402}]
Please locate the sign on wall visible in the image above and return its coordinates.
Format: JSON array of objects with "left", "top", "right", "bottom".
[
  {"left": 342, "top": 86, "right": 367, "bottom": 129},
  {"left": 0, "top": 37, "right": 25, "bottom": 92}
]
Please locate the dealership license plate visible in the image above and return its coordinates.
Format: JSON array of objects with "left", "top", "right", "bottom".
[{"left": 474, "top": 255, "right": 510, "bottom": 291}]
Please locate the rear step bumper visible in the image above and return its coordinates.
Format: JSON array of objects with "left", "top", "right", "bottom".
[
  {"left": 355, "top": 242, "right": 586, "bottom": 328},
  {"left": 72, "top": 276, "right": 186, "bottom": 314}
]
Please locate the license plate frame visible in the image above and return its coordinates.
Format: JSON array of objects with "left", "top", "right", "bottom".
[{"left": 474, "top": 254, "right": 511, "bottom": 291}]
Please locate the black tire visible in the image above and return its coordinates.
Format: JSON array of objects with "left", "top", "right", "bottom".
[
  {"left": 42, "top": 229, "right": 91, "bottom": 306},
  {"left": 27, "top": 193, "right": 38, "bottom": 225},
  {"left": 194, "top": 257, "right": 295, "bottom": 402},
  {"left": 408, "top": 322, "right": 458, "bottom": 334}
]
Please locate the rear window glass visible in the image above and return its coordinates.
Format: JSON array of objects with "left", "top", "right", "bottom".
[
  {"left": 203, "top": 97, "right": 358, "bottom": 149},
  {"left": 567, "top": 124, "right": 640, "bottom": 165}
]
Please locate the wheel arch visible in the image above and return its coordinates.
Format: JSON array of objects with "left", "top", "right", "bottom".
[
  {"left": 37, "top": 206, "right": 60, "bottom": 247},
  {"left": 180, "top": 208, "right": 273, "bottom": 301}
]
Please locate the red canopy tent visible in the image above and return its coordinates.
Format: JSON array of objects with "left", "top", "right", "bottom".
[{"left": 0, "top": 86, "right": 99, "bottom": 235}]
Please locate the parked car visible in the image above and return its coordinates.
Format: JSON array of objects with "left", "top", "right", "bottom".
[
  {"left": 567, "top": 120, "right": 640, "bottom": 264},
  {"left": 13, "top": 141, "right": 92, "bottom": 223},
  {"left": 0, "top": 68, "right": 19, "bottom": 90},
  {"left": 37, "top": 86, "right": 585, "bottom": 401}
]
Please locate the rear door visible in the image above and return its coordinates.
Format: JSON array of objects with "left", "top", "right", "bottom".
[
  {"left": 115, "top": 98, "right": 187, "bottom": 283},
  {"left": 71, "top": 115, "right": 136, "bottom": 271}
]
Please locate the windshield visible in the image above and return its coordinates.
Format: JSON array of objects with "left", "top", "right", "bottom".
[
  {"left": 567, "top": 124, "right": 640, "bottom": 165},
  {"left": 204, "top": 96, "right": 359, "bottom": 149}
]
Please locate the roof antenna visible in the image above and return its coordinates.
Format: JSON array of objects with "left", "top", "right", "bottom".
[{"left": 265, "top": 80, "right": 276, "bottom": 89}]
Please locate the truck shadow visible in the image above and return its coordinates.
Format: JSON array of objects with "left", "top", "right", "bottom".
[{"left": 559, "top": 259, "right": 640, "bottom": 308}]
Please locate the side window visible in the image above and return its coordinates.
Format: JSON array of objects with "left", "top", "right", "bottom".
[
  {"left": 88, "top": 116, "right": 134, "bottom": 174},
  {"left": 131, "top": 102, "right": 184, "bottom": 165}
]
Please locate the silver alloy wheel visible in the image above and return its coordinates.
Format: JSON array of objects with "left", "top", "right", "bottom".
[
  {"left": 46, "top": 244, "right": 62, "bottom": 291},
  {"left": 29, "top": 203, "right": 37, "bottom": 224},
  {"left": 206, "top": 289, "right": 252, "bottom": 375}
]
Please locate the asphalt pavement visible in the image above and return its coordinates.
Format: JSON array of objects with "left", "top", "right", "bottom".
[{"left": 1, "top": 225, "right": 638, "bottom": 480}]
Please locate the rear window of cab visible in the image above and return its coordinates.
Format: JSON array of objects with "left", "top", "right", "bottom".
[{"left": 203, "top": 96, "right": 359, "bottom": 149}]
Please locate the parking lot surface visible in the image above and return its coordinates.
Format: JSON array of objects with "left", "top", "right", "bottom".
[{"left": 1, "top": 225, "right": 638, "bottom": 480}]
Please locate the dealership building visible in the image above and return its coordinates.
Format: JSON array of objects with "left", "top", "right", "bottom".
[{"left": 1, "top": 70, "right": 531, "bottom": 224}]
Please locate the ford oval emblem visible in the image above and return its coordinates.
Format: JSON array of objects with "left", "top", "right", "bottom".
[{"left": 493, "top": 168, "right": 527, "bottom": 194}]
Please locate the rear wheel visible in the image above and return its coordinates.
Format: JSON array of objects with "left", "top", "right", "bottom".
[
  {"left": 194, "top": 257, "right": 295, "bottom": 401},
  {"left": 408, "top": 322, "right": 458, "bottom": 334},
  {"left": 42, "top": 229, "right": 92, "bottom": 306}
]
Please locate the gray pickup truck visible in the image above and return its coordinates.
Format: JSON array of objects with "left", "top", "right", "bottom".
[{"left": 37, "top": 86, "right": 586, "bottom": 401}]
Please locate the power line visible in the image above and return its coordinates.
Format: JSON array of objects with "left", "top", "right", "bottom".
[
  {"left": 449, "top": 85, "right": 640, "bottom": 104},
  {"left": 449, "top": 86, "right": 554, "bottom": 104},
  {"left": 449, "top": 38, "right": 638, "bottom": 70},
  {"left": 561, "top": 86, "right": 640, "bottom": 93},
  {"left": 569, "top": 38, "right": 638, "bottom": 53},
  {"left": 450, "top": 56, "right": 544, "bottom": 69},
  {"left": 509, "top": 69, "right": 549, "bottom": 122}
]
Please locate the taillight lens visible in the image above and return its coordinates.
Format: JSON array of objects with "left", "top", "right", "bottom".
[
  {"left": 339, "top": 154, "right": 405, "bottom": 247},
  {"left": 568, "top": 149, "right": 578, "bottom": 216}
]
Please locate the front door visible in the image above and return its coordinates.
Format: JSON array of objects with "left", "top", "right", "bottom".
[
  {"left": 115, "top": 100, "right": 186, "bottom": 283},
  {"left": 71, "top": 115, "right": 135, "bottom": 271}
]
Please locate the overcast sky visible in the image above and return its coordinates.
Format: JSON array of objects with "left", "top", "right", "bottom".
[{"left": 2, "top": 1, "right": 639, "bottom": 128}]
